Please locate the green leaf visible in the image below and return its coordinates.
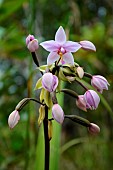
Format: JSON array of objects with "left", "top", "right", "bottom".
[
  {"left": 0, "top": 0, "right": 25, "bottom": 22},
  {"left": 44, "top": 89, "right": 52, "bottom": 108},
  {"left": 38, "top": 65, "right": 48, "bottom": 72},
  {"left": 34, "top": 77, "right": 42, "bottom": 90},
  {"left": 35, "top": 124, "right": 44, "bottom": 170},
  {"left": 61, "top": 137, "right": 87, "bottom": 154}
]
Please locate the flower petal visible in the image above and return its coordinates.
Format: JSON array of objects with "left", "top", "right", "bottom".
[
  {"left": 84, "top": 90, "right": 100, "bottom": 109},
  {"left": 63, "top": 52, "right": 74, "bottom": 65},
  {"left": 40, "top": 40, "right": 60, "bottom": 52},
  {"left": 27, "top": 39, "right": 39, "bottom": 52},
  {"left": 47, "top": 52, "right": 59, "bottom": 65},
  {"left": 91, "top": 75, "right": 110, "bottom": 93},
  {"left": 64, "top": 41, "right": 81, "bottom": 52},
  {"left": 76, "top": 95, "right": 87, "bottom": 112},
  {"left": 55, "top": 26, "right": 66, "bottom": 45},
  {"left": 79, "top": 40, "right": 96, "bottom": 51},
  {"left": 42, "top": 73, "right": 53, "bottom": 92},
  {"left": 26, "top": 34, "right": 35, "bottom": 46}
]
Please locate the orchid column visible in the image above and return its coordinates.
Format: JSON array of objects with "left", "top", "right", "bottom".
[{"left": 8, "top": 26, "right": 109, "bottom": 170}]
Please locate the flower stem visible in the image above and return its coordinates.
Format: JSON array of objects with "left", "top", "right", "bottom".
[
  {"left": 31, "top": 52, "right": 40, "bottom": 67},
  {"left": 65, "top": 115, "right": 91, "bottom": 127},
  {"left": 43, "top": 105, "right": 50, "bottom": 170},
  {"left": 84, "top": 72, "right": 92, "bottom": 78},
  {"left": 75, "top": 78, "right": 88, "bottom": 91}
]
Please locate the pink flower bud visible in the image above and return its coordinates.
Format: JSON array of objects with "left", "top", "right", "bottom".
[
  {"left": 52, "top": 104, "right": 64, "bottom": 124},
  {"left": 42, "top": 73, "right": 58, "bottom": 92},
  {"left": 26, "top": 34, "right": 39, "bottom": 52},
  {"left": 88, "top": 123, "right": 100, "bottom": 135},
  {"left": 76, "top": 95, "right": 87, "bottom": 112},
  {"left": 26, "top": 34, "right": 35, "bottom": 46},
  {"left": 79, "top": 40, "right": 96, "bottom": 51},
  {"left": 91, "top": 75, "right": 110, "bottom": 93},
  {"left": 76, "top": 66, "right": 84, "bottom": 79},
  {"left": 8, "top": 110, "right": 20, "bottom": 129},
  {"left": 84, "top": 90, "right": 100, "bottom": 110}
]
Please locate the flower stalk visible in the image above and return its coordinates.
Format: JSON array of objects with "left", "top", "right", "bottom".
[
  {"left": 8, "top": 25, "right": 110, "bottom": 170},
  {"left": 43, "top": 105, "right": 50, "bottom": 170}
]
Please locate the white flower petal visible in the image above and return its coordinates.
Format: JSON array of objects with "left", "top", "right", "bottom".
[
  {"left": 47, "top": 52, "right": 59, "bottom": 65},
  {"left": 63, "top": 52, "right": 74, "bottom": 65},
  {"left": 64, "top": 41, "right": 81, "bottom": 52},
  {"left": 55, "top": 26, "right": 66, "bottom": 45},
  {"left": 79, "top": 40, "right": 96, "bottom": 51},
  {"left": 40, "top": 40, "right": 60, "bottom": 52}
]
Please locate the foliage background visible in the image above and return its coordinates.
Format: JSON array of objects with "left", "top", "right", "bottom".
[{"left": 0, "top": 0, "right": 113, "bottom": 169}]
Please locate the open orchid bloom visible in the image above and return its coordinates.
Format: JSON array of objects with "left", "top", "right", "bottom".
[
  {"left": 40, "top": 26, "right": 96, "bottom": 66},
  {"left": 40, "top": 26, "right": 81, "bottom": 65}
]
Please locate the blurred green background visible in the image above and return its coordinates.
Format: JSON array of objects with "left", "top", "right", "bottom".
[{"left": 0, "top": 0, "right": 113, "bottom": 169}]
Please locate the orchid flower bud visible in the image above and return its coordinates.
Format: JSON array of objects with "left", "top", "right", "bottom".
[
  {"left": 8, "top": 110, "right": 20, "bottom": 129},
  {"left": 52, "top": 104, "right": 64, "bottom": 124},
  {"left": 76, "top": 95, "right": 87, "bottom": 112},
  {"left": 42, "top": 73, "right": 58, "bottom": 92},
  {"left": 79, "top": 40, "right": 96, "bottom": 51},
  {"left": 76, "top": 66, "right": 84, "bottom": 79},
  {"left": 88, "top": 123, "right": 100, "bottom": 135},
  {"left": 91, "top": 75, "right": 110, "bottom": 93},
  {"left": 26, "top": 34, "right": 39, "bottom": 52},
  {"left": 84, "top": 90, "right": 100, "bottom": 110}
]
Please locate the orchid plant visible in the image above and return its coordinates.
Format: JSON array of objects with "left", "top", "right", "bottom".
[{"left": 8, "top": 26, "right": 109, "bottom": 170}]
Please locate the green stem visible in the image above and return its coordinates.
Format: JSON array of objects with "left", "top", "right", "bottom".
[
  {"left": 43, "top": 106, "right": 50, "bottom": 170},
  {"left": 75, "top": 78, "right": 88, "bottom": 91},
  {"left": 84, "top": 72, "right": 92, "bottom": 78},
  {"left": 65, "top": 115, "right": 90, "bottom": 127}
]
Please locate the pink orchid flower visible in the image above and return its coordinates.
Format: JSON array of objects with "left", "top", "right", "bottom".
[
  {"left": 91, "top": 75, "right": 110, "bottom": 93},
  {"left": 40, "top": 26, "right": 96, "bottom": 66},
  {"left": 84, "top": 90, "right": 100, "bottom": 110},
  {"left": 76, "top": 95, "right": 87, "bottom": 112}
]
